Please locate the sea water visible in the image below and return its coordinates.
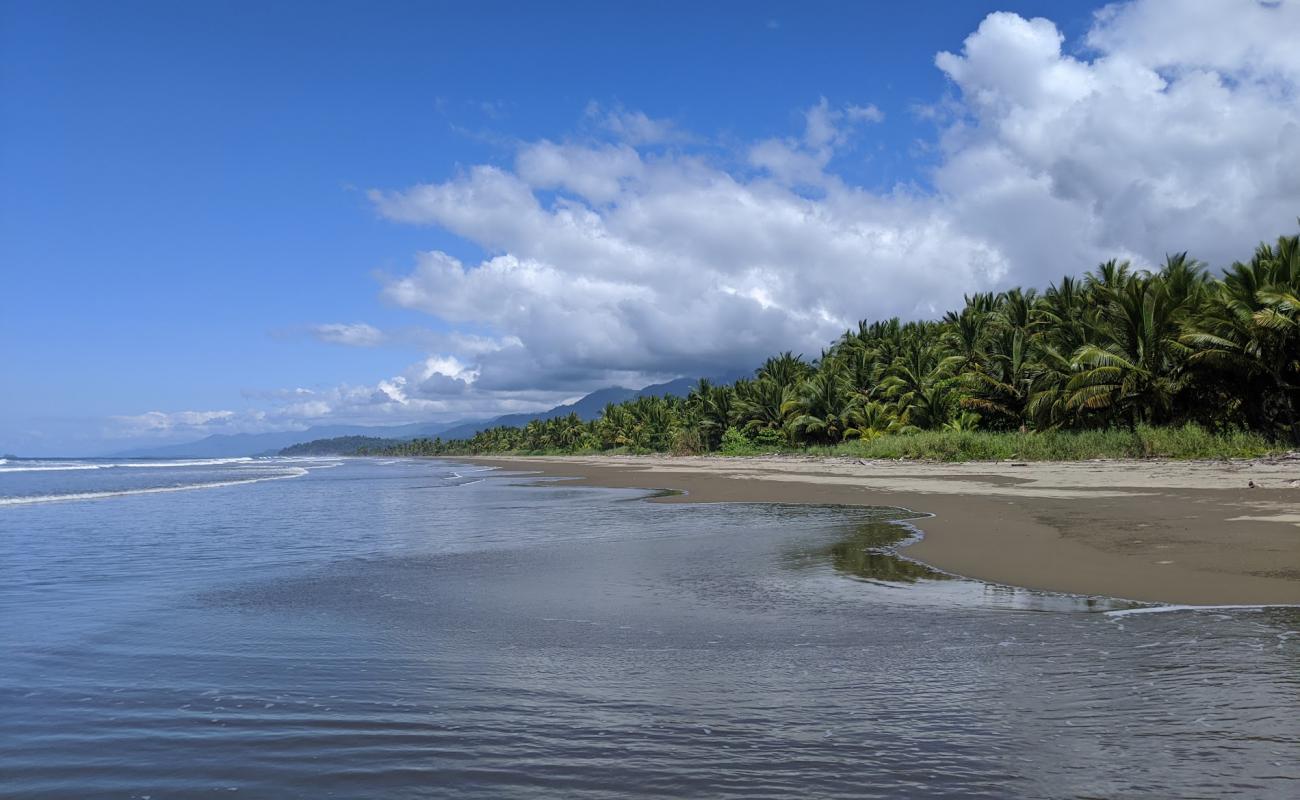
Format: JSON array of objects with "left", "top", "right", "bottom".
[{"left": 1, "top": 457, "right": 1296, "bottom": 798}]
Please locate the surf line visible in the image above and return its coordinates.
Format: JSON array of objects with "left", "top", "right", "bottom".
[
  {"left": 1105, "top": 603, "right": 1300, "bottom": 617},
  {"left": 0, "top": 468, "right": 310, "bottom": 506}
]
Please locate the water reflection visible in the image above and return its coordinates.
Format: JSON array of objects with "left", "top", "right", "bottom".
[
  {"left": 813, "top": 518, "right": 948, "bottom": 585},
  {"left": 4, "top": 461, "right": 1292, "bottom": 799},
  {"left": 785, "top": 510, "right": 1147, "bottom": 614}
]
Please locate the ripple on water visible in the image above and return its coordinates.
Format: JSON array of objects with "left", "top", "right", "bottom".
[{"left": 1, "top": 458, "right": 1297, "bottom": 798}]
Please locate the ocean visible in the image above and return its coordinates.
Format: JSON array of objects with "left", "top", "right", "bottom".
[{"left": 1, "top": 456, "right": 1296, "bottom": 798}]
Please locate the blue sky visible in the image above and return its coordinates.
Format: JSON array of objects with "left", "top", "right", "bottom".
[{"left": 3, "top": 0, "right": 1297, "bottom": 455}]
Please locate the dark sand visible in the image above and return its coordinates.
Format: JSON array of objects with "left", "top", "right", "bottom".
[{"left": 470, "top": 455, "right": 1300, "bottom": 605}]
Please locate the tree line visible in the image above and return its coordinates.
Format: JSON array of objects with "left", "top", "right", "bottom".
[{"left": 369, "top": 231, "right": 1299, "bottom": 457}]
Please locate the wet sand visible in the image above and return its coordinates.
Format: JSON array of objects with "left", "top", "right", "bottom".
[{"left": 469, "top": 454, "right": 1300, "bottom": 605}]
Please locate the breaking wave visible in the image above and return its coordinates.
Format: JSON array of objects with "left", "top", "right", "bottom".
[{"left": 0, "top": 467, "right": 309, "bottom": 506}]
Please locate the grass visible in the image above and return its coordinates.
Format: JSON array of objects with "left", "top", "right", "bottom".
[
  {"left": 806, "top": 424, "right": 1283, "bottom": 462},
  {"left": 387, "top": 424, "right": 1287, "bottom": 462}
]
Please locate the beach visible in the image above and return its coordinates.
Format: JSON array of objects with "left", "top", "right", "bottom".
[{"left": 470, "top": 454, "right": 1300, "bottom": 606}]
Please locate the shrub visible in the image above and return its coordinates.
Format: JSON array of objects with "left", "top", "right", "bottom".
[{"left": 720, "top": 426, "right": 758, "bottom": 455}]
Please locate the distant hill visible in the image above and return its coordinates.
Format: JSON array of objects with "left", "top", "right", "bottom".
[
  {"left": 431, "top": 377, "right": 700, "bottom": 441},
  {"left": 273, "top": 376, "right": 726, "bottom": 456},
  {"left": 110, "top": 420, "right": 468, "bottom": 458},
  {"left": 117, "top": 376, "right": 732, "bottom": 459},
  {"left": 280, "top": 436, "right": 401, "bottom": 456}
]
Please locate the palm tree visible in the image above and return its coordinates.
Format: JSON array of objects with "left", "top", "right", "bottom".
[
  {"left": 941, "top": 303, "right": 992, "bottom": 375},
  {"left": 756, "top": 351, "right": 812, "bottom": 388},
  {"left": 687, "top": 378, "right": 736, "bottom": 450},
  {"left": 845, "top": 400, "right": 909, "bottom": 440},
  {"left": 961, "top": 325, "right": 1032, "bottom": 429},
  {"left": 1184, "top": 234, "right": 1300, "bottom": 439},
  {"left": 781, "top": 363, "right": 861, "bottom": 443},
  {"left": 734, "top": 376, "right": 791, "bottom": 437},
  {"left": 879, "top": 339, "right": 953, "bottom": 428},
  {"left": 1065, "top": 270, "right": 1196, "bottom": 426}
]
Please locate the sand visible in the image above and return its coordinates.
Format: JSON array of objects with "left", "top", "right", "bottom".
[{"left": 468, "top": 454, "right": 1300, "bottom": 606}]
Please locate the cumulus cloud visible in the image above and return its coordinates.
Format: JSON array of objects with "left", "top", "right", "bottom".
[
  {"left": 110, "top": 366, "right": 583, "bottom": 441},
  {"left": 749, "top": 97, "right": 886, "bottom": 185},
  {"left": 111, "top": 0, "right": 1300, "bottom": 439},
  {"left": 362, "top": 0, "right": 1300, "bottom": 413},
  {"left": 931, "top": 3, "right": 1300, "bottom": 273}
]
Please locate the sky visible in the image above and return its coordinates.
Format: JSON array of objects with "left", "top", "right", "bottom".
[{"left": 3, "top": 0, "right": 1299, "bottom": 456}]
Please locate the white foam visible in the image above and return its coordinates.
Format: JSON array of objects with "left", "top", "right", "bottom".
[
  {"left": 119, "top": 457, "right": 255, "bottom": 468},
  {"left": 0, "top": 468, "right": 309, "bottom": 506},
  {"left": 1105, "top": 603, "right": 1300, "bottom": 618},
  {"left": 0, "top": 463, "right": 107, "bottom": 472},
  {"left": 0, "top": 456, "right": 258, "bottom": 473}
]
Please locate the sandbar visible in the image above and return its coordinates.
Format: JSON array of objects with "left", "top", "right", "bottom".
[{"left": 468, "top": 454, "right": 1300, "bottom": 606}]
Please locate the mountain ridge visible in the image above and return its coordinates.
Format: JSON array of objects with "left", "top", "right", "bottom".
[
  {"left": 430, "top": 377, "right": 700, "bottom": 442},
  {"left": 111, "top": 376, "right": 725, "bottom": 458}
]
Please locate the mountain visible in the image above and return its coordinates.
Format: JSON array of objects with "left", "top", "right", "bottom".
[
  {"left": 431, "top": 377, "right": 701, "bottom": 442},
  {"left": 110, "top": 420, "right": 469, "bottom": 458},
  {"left": 114, "top": 376, "right": 734, "bottom": 459}
]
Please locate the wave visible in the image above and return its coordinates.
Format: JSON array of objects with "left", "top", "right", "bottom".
[
  {"left": 0, "top": 468, "right": 309, "bottom": 506},
  {"left": 119, "top": 457, "right": 256, "bottom": 469},
  {"left": 0, "top": 457, "right": 259, "bottom": 473},
  {"left": 1105, "top": 603, "right": 1300, "bottom": 617},
  {"left": 0, "top": 463, "right": 106, "bottom": 473}
]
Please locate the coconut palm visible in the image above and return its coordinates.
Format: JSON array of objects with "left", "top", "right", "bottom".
[
  {"left": 879, "top": 339, "right": 954, "bottom": 428},
  {"left": 1185, "top": 234, "right": 1300, "bottom": 439},
  {"left": 1065, "top": 271, "right": 1196, "bottom": 426},
  {"left": 781, "top": 364, "right": 861, "bottom": 443}
]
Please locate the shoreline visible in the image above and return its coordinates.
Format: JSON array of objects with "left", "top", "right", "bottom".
[{"left": 466, "top": 454, "right": 1300, "bottom": 606}]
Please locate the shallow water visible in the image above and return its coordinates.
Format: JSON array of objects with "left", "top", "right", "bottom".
[{"left": 1, "top": 457, "right": 1297, "bottom": 798}]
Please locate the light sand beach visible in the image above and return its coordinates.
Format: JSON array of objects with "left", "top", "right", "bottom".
[{"left": 471, "top": 454, "right": 1300, "bottom": 605}]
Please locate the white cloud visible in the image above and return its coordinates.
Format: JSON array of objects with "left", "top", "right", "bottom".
[
  {"left": 1085, "top": 0, "right": 1300, "bottom": 84},
  {"left": 110, "top": 409, "right": 240, "bottom": 437},
  {"left": 748, "top": 97, "right": 886, "bottom": 185},
  {"left": 931, "top": 3, "right": 1300, "bottom": 273},
  {"left": 310, "top": 322, "right": 385, "bottom": 347},
  {"left": 361, "top": 0, "right": 1299, "bottom": 413},
  {"left": 106, "top": 0, "right": 1300, "bottom": 440},
  {"left": 516, "top": 140, "right": 644, "bottom": 204},
  {"left": 583, "top": 102, "right": 682, "bottom": 145}
]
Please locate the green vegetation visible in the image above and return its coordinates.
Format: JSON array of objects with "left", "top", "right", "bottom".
[
  {"left": 281, "top": 435, "right": 402, "bottom": 456},
  {"left": 372, "top": 231, "right": 1300, "bottom": 461},
  {"left": 810, "top": 425, "right": 1277, "bottom": 461}
]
